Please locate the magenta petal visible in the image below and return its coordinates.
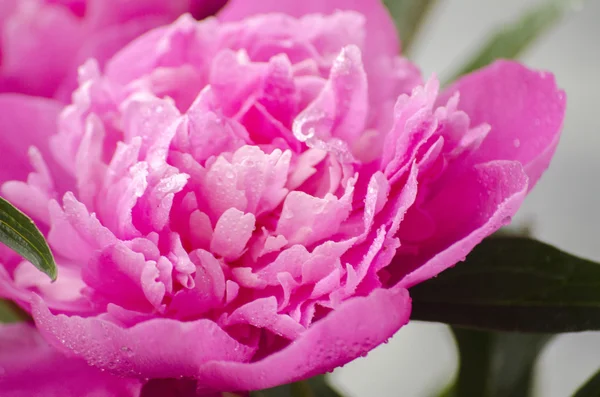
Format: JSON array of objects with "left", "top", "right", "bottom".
[
  {"left": 397, "top": 160, "right": 529, "bottom": 288},
  {"left": 31, "top": 296, "right": 257, "bottom": 379},
  {"left": 0, "top": 323, "right": 142, "bottom": 397},
  {"left": 0, "top": 94, "right": 69, "bottom": 188},
  {"left": 195, "top": 287, "right": 410, "bottom": 392},
  {"left": 441, "top": 60, "right": 566, "bottom": 188}
]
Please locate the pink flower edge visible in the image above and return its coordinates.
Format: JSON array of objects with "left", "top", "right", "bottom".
[
  {"left": 0, "top": 322, "right": 142, "bottom": 397},
  {"left": 32, "top": 287, "right": 410, "bottom": 391}
]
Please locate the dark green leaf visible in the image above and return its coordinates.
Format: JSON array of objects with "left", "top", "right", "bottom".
[
  {"left": 447, "top": 328, "right": 494, "bottom": 397},
  {"left": 573, "top": 368, "right": 600, "bottom": 397},
  {"left": 487, "top": 333, "right": 550, "bottom": 397},
  {"left": 384, "top": 0, "right": 439, "bottom": 54},
  {"left": 447, "top": 0, "right": 576, "bottom": 82},
  {"left": 0, "top": 196, "right": 56, "bottom": 280},
  {"left": 411, "top": 237, "right": 600, "bottom": 332},
  {"left": 250, "top": 376, "right": 344, "bottom": 397},
  {"left": 438, "top": 328, "right": 550, "bottom": 397}
]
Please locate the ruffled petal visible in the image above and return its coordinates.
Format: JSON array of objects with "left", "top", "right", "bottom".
[{"left": 218, "top": 0, "right": 399, "bottom": 57}]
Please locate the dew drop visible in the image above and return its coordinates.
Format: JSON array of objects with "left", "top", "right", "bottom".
[
  {"left": 121, "top": 346, "right": 135, "bottom": 357},
  {"left": 513, "top": 139, "right": 521, "bottom": 148}
]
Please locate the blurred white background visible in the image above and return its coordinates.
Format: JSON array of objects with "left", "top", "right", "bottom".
[{"left": 331, "top": 0, "right": 600, "bottom": 396}]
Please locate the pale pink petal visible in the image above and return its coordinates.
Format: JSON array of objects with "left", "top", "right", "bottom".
[
  {"left": 224, "top": 297, "right": 305, "bottom": 340},
  {"left": 292, "top": 45, "right": 368, "bottom": 151},
  {"left": 276, "top": 177, "right": 355, "bottom": 247},
  {"left": 211, "top": 208, "right": 256, "bottom": 261},
  {"left": 219, "top": 0, "right": 399, "bottom": 64}
]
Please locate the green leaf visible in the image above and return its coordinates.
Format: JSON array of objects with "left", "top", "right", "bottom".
[
  {"left": 486, "top": 333, "right": 550, "bottom": 397},
  {"left": 439, "top": 328, "right": 550, "bottom": 397},
  {"left": 384, "top": 0, "right": 439, "bottom": 54},
  {"left": 0, "top": 299, "right": 28, "bottom": 323},
  {"left": 573, "top": 368, "right": 600, "bottom": 397},
  {"left": 0, "top": 196, "right": 56, "bottom": 280},
  {"left": 447, "top": 0, "right": 577, "bottom": 82},
  {"left": 410, "top": 237, "right": 600, "bottom": 332},
  {"left": 250, "top": 376, "right": 344, "bottom": 397},
  {"left": 447, "top": 328, "right": 494, "bottom": 397}
]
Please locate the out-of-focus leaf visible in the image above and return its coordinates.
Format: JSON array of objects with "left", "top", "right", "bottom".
[
  {"left": 384, "top": 0, "right": 439, "bottom": 54},
  {"left": 0, "top": 196, "right": 56, "bottom": 280},
  {"left": 448, "top": 328, "right": 494, "bottom": 397},
  {"left": 447, "top": 0, "right": 577, "bottom": 82},
  {"left": 572, "top": 368, "right": 600, "bottom": 397},
  {"left": 0, "top": 299, "right": 28, "bottom": 323},
  {"left": 250, "top": 375, "right": 344, "bottom": 397},
  {"left": 487, "top": 333, "right": 551, "bottom": 397},
  {"left": 438, "top": 329, "right": 550, "bottom": 397},
  {"left": 411, "top": 237, "right": 600, "bottom": 332}
]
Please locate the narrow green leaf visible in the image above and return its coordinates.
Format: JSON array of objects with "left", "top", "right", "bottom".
[
  {"left": 487, "top": 333, "right": 550, "bottom": 397},
  {"left": 250, "top": 376, "right": 344, "bottom": 397},
  {"left": 410, "top": 237, "right": 600, "bottom": 332},
  {"left": 439, "top": 328, "right": 550, "bottom": 397},
  {"left": 573, "top": 368, "right": 600, "bottom": 397},
  {"left": 384, "top": 0, "right": 439, "bottom": 54},
  {"left": 0, "top": 196, "right": 56, "bottom": 280},
  {"left": 447, "top": 0, "right": 577, "bottom": 82},
  {"left": 450, "top": 328, "right": 494, "bottom": 397}
]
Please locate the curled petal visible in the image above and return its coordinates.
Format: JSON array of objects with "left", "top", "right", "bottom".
[
  {"left": 32, "top": 296, "right": 257, "bottom": 379},
  {"left": 0, "top": 323, "right": 142, "bottom": 397},
  {"left": 440, "top": 60, "right": 566, "bottom": 189},
  {"left": 396, "top": 160, "right": 529, "bottom": 288},
  {"left": 195, "top": 286, "right": 411, "bottom": 392}
]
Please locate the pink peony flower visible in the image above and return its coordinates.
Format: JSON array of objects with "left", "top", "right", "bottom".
[
  {"left": 0, "top": 323, "right": 142, "bottom": 396},
  {"left": 0, "top": 0, "right": 227, "bottom": 100},
  {"left": 0, "top": 0, "right": 565, "bottom": 393}
]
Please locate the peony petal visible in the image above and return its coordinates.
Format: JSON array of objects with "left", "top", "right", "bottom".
[
  {"left": 440, "top": 60, "right": 566, "bottom": 189},
  {"left": 0, "top": 323, "right": 142, "bottom": 397},
  {"left": 219, "top": 0, "right": 406, "bottom": 120},
  {"left": 0, "top": 94, "right": 71, "bottom": 191},
  {"left": 31, "top": 296, "right": 257, "bottom": 379},
  {"left": 1, "top": 0, "right": 84, "bottom": 97},
  {"left": 396, "top": 160, "right": 529, "bottom": 288},
  {"left": 224, "top": 297, "right": 305, "bottom": 340},
  {"left": 195, "top": 286, "right": 410, "bottom": 392},
  {"left": 83, "top": 0, "right": 189, "bottom": 30},
  {"left": 219, "top": 0, "right": 399, "bottom": 59},
  {"left": 211, "top": 208, "right": 256, "bottom": 261}
]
